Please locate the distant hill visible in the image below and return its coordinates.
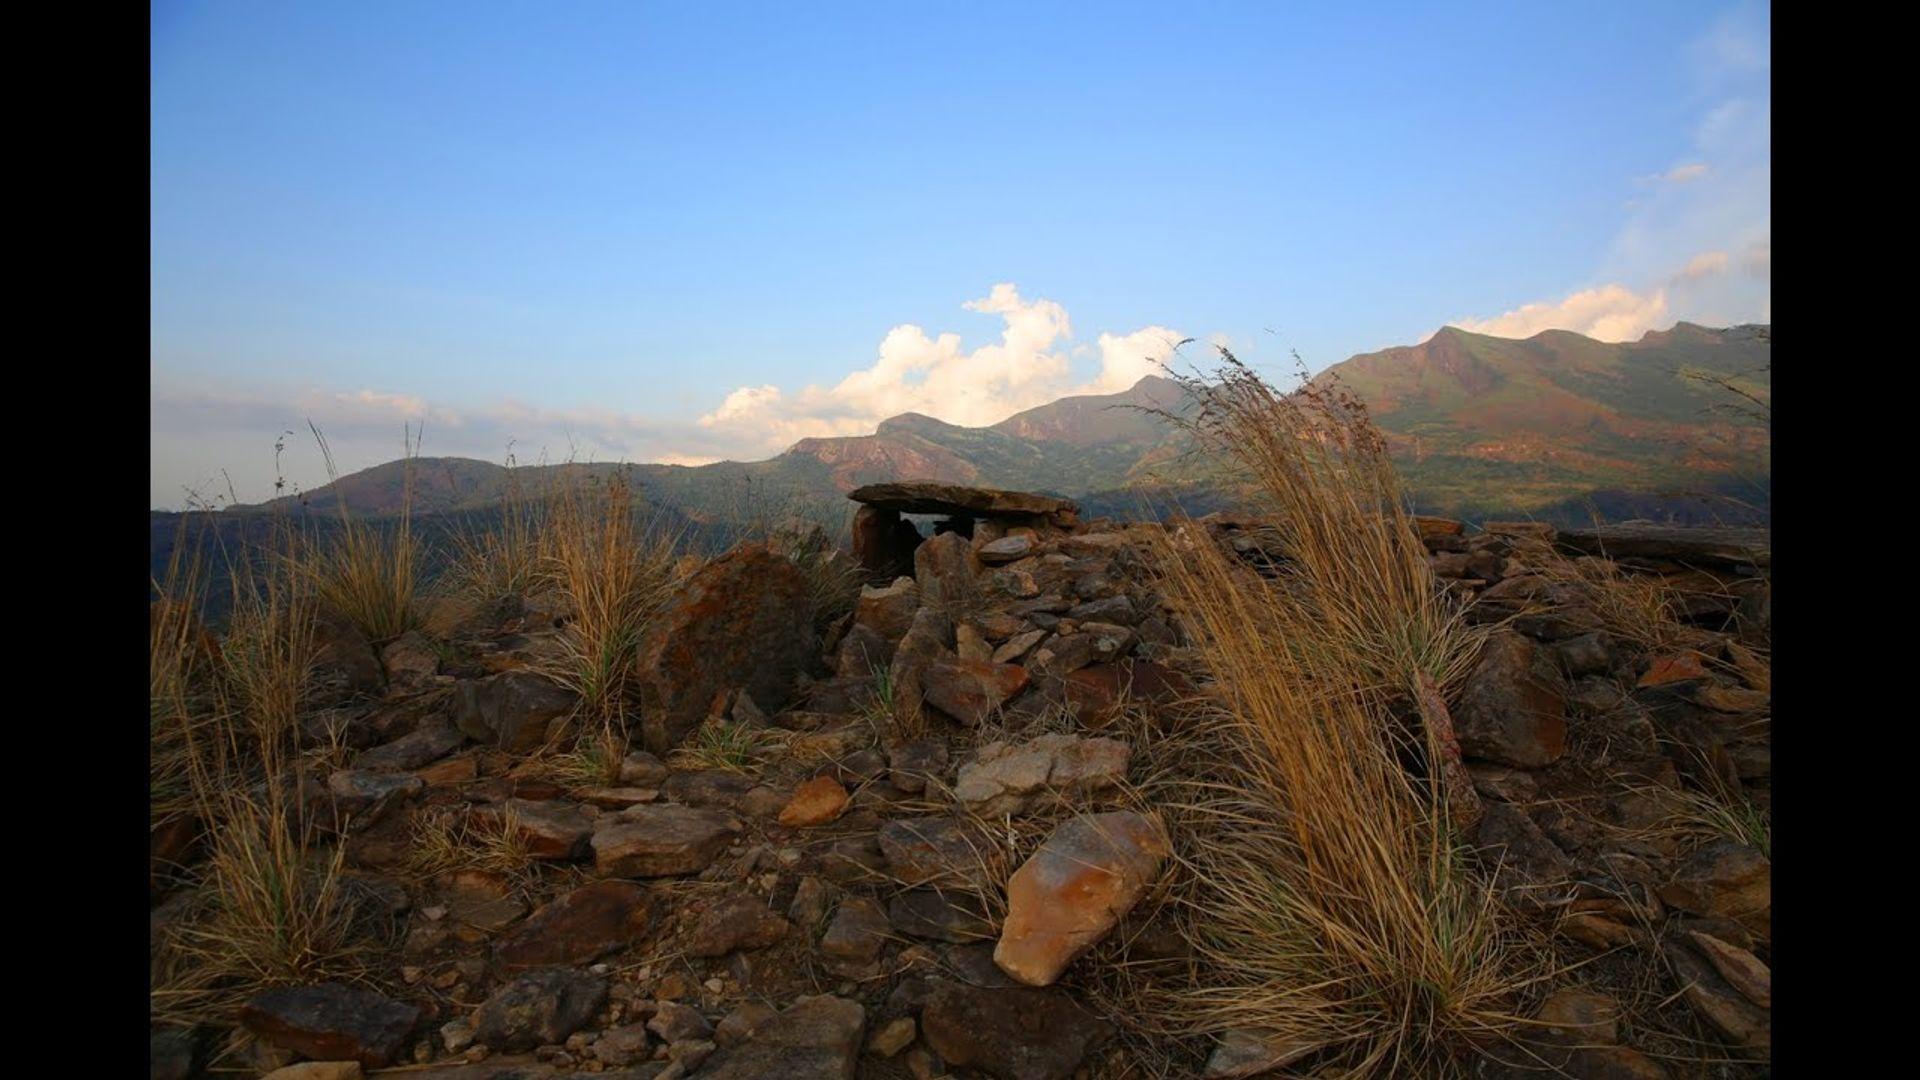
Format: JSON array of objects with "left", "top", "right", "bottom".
[{"left": 204, "top": 322, "right": 1769, "bottom": 540}]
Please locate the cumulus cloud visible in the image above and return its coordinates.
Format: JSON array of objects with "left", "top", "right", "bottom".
[
  {"left": 1454, "top": 283, "right": 1672, "bottom": 343},
  {"left": 697, "top": 283, "right": 1185, "bottom": 454},
  {"left": 151, "top": 286, "right": 1190, "bottom": 507}
]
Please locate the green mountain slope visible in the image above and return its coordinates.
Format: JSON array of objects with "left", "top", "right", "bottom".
[{"left": 223, "top": 322, "right": 1770, "bottom": 531}]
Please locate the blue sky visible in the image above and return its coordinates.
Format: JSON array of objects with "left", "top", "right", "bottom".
[{"left": 151, "top": 1, "right": 1770, "bottom": 508}]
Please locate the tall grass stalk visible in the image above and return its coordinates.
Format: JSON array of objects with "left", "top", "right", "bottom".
[
  {"left": 1164, "top": 350, "right": 1485, "bottom": 702},
  {"left": 296, "top": 422, "right": 420, "bottom": 642},
  {"left": 543, "top": 469, "right": 684, "bottom": 753},
  {"left": 1128, "top": 351, "right": 1538, "bottom": 1075}
]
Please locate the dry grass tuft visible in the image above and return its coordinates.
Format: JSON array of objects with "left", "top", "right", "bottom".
[
  {"left": 1121, "top": 351, "right": 1542, "bottom": 1076},
  {"left": 295, "top": 423, "right": 421, "bottom": 642},
  {"left": 542, "top": 468, "right": 686, "bottom": 746},
  {"left": 669, "top": 716, "right": 793, "bottom": 774},
  {"left": 440, "top": 468, "right": 553, "bottom": 607},
  {"left": 407, "top": 803, "right": 538, "bottom": 884},
  {"left": 1165, "top": 351, "right": 1486, "bottom": 701},
  {"left": 153, "top": 520, "right": 377, "bottom": 1028},
  {"left": 1528, "top": 552, "right": 1691, "bottom": 654}
]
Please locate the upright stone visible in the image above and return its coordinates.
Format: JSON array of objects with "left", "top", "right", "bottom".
[
  {"left": 634, "top": 542, "right": 812, "bottom": 753},
  {"left": 994, "top": 812, "right": 1170, "bottom": 986}
]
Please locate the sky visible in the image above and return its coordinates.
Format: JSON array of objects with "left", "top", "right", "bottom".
[{"left": 151, "top": 1, "right": 1771, "bottom": 509}]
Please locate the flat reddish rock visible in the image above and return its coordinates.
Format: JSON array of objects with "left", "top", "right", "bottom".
[
  {"left": 994, "top": 811, "right": 1170, "bottom": 986},
  {"left": 239, "top": 984, "right": 420, "bottom": 1068},
  {"left": 778, "top": 775, "right": 851, "bottom": 827},
  {"left": 493, "top": 880, "right": 653, "bottom": 972},
  {"left": 1639, "top": 651, "right": 1710, "bottom": 687},
  {"left": 922, "top": 657, "right": 1030, "bottom": 725}
]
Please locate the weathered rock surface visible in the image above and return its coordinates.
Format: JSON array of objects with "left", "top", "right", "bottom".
[
  {"left": 685, "top": 895, "right": 791, "bottom": 957},
  {"left": 819, "top": 895, "right": 891, "bottom": 978},
  {"left": 473, "top": 967, "right": 608, "bottom": 1052},
  {"left": 492, "top": 880, "right": 652, "bottom": 972},
  {"left": 355, "top": 722, "right": 465, "bottom": 772},
  {"left": 1203, "top": 1029, "right": 1319, "bottom": 1078},
  {"left": 697, "top": 994, "right": 866, "bottom": 1079},
  {"left": 778, "top": 775, "right": 851, "bottom": 827},
  {"left": 915, "top": 530, "right": 982, "bottom": 613},
  {"left": 919, "top": 978, "right": 1112, "bottom": 1080},
  {"left": 921, "top": 656, "right": 1030, "bottom": 725},
  {"left": 592, "top": 805, "right": 743, "bottom": 877},
  {"left": 633, "top": 542, "right": 811, "bottom": 753},
  {"left": 452, "top": 672, "right": 578, "bottom": 753},
  {"left": 1455, "top": 630, "right": 1568, "bottom": 768},
  {"left": 239, "top": 983, "right": 421, "bottom": 1068},
  {"left": 995, "top": 811, "right": 1170, "bottom": 986},
  {"left": 878, "top": 817, "right": 986, "bottom": 887},
  {"left": 954, "top": 734, "right": 1130, "bottom": 816}
]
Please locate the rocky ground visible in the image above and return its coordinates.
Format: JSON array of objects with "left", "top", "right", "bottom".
[{"left": 151, "top": 484, "right": 1772, "bottom": 1080}]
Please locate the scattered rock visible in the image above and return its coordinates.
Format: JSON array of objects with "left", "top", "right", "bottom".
[
  {"left": 476, "top": 799, "right": 594, "bottom": 860},
  {"left": 887, "top": 739, "right": 950, "bottom": 794},
  {"left": 878, "top": 817, "right": 987, "bottom": 888},
  {"left": 994, "top": 811, "right": 1170, "bottom": 986},
  {"left": 260, "top": 1064, "right": 364, "bottom": 1080},
  {"left": 686, "top": 895, "right": 791, "bottom": 957},
  {"left": 633, "top": 543, "right": 812, "bottom": 753},
  {"left": 954, "top": 734, "right": 1131, "bottom": 816},
  {"left": 591, "top": 1023, "right": 653, "bottom": 1067},
  {"left": 697, "top": 994, "right": 866, "bottom": 1079},
  {"left": 1686, "top": 931, "right": 1771, "bottom": 1008},
  {"left": 867, "top": 1016, "right": 917, "bottom": 1058},
  {"left": 474, "top": 968, "right": 609, "bottom": 1052},
  {"left": 916, "top": 531, "right": 982, "bottom": 613},
  {"left": 889, "top": 889, "right": 993, "bottom": 944},
  {"left": 592, "top": 805, "right": 744, "bottom": 877},
  {"left": 649, "top": 1001, "right": 715, "bottom": 1043},
  {"left": 494, "top": 880, "right": 653, "bottom": 972},
  {"left": 919, "top": 978, "right": 1112, "bottom": 1080},
  {"left": 979, "top": 535, "right": 1035, "bottom": 564},
  {"left": 239, "top": 983, "right": 421, "bottom": 1069},
  {"left": 1658, "top": 841, "right": 1771, "bottom": 937},
  {"left": 819, "top": 895, "right": 891, "bottom": 977},
  {"left": 620, "top": 751, "right": 671, "bottom": 786},
  {"left": 1455, "top": 631, "right": 1568, "bottom": 768},
  {"left": 1203, "top": 1029, "right": 1319, "bottom": 1078},
  {"left": 779, "top": 775, "right": 851, "bottom": 827},
  {"left": 357, "top": 722, "right": 466, "bottom": 772},
  {"left": 452, "top": 672, "right": 578, "bottom": 753},
  {"left": 922, "top": 657, "right": 1031, "bottom": 725}
]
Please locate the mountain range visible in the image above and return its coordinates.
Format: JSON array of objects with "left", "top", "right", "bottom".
[{"left": 221, "top": 321, "right": 1769, "bottom": 529}]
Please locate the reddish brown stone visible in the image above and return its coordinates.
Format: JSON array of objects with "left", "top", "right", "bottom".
[
  {"left": 493, "top": 880, "right": 653, "bottom": 972},
  {"left": 239, "top": 984, "right": 420, "bottom": 1068},
  {"left": 778, "top": 775, "right": 851, "bottom": 827},
  {"left": 922, "top": 657, "right": 1030, "bottom": 725},
  {"left": 634, "top": 543, "right": 813, "bottom": 753},
  {"left": 1638, "top": 651, "right": 1709, "bottom": 687},
  {"left": 994, "top": 812, "right": 1170, "bottom": 986}
]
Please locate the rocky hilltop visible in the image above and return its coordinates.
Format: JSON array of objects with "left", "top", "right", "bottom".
[{"left": 152, "top": 477, "right": 1771, "bottom": 1080}]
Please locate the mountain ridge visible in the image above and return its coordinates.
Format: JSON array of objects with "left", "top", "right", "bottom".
[{"left": 221, "top": 322, "right": 1769, "bottom": 525}]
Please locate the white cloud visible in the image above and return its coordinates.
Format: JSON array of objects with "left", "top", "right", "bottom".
[
  {"left": 1458, "top": 9, "right": 1767, "bottom": 345},
  {"left": 1677, "top": 251, "right": 1730, "bottom": 281},
  {"left": 697, "top": 283, "right": 1185, "bottom": 454},
  {"left": 1454, "top": 283, "right": 1672, "bottom": 343}
]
